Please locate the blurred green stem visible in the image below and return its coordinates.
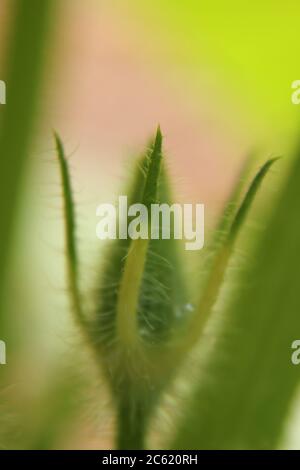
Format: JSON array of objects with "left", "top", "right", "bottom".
[
  {"left": 0, "top": 0, "right": 55, "bottom": 337},
  {"left": 117, "top": 399, "right": 147, "bottom": 450}
]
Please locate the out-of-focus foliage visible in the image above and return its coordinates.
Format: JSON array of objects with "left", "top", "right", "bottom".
[
  {"left": 174, "top": 150, "right": 300, "bottom": 449},
  {"left": 0, "top": 0, "right": 54, "bottom": 337}
]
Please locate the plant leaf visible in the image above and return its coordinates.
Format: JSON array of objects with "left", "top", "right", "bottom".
[
  {"left": 171, "top": 153, "right": 300, "bottom": 449},
  {"left": 55, "top": 132, "right": 86, "bottom": 329},
  {"left": 178, "top": 158, "right": 278, "bottom": 351},
  {"left": 93, "top": 127, "right": 187, "bottom": 449}
]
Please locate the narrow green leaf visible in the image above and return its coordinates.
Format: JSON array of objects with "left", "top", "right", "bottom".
[
  {"left": 54, "top": 133, "right": 86, "bottom": 329},
  {"left": 230, "top": 158, "right": 279, "bottom": 241},
  {"left": 142, "top": 125, "right": 163, "bottom": 207},
  {"left": 215, "top": 152, "right": 254, "bottom": 237},
  {"left": 179, "top": 158, "right": 277, "bottom": 351},
  {"left": 116, "top": 127, "right": 162, "bottom": 347}
]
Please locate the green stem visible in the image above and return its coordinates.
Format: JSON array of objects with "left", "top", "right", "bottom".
[{"left": 117, "top": 398, "right": 148, "bottom": 450}]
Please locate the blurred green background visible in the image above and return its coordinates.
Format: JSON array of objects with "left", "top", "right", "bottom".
[{"left": 1, "top": 0, "right": 300, "bottom": 449}]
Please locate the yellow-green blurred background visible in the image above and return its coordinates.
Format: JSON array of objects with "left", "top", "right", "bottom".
[{"left": 1, "top": 0, "right": 300, "bottom": 449}]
